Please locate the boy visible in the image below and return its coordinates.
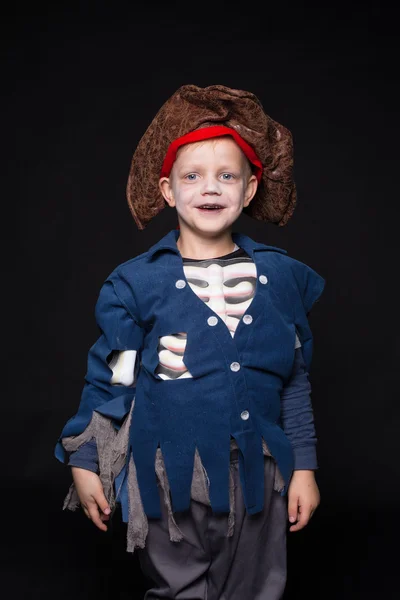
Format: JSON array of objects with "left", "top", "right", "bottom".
[{"left": 55, "top": 84, "right": 325, "bottom": 599}]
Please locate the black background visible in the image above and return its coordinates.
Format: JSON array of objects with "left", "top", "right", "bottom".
[{"left": 3, "top": 1, "right": 399, "bottom": 598}]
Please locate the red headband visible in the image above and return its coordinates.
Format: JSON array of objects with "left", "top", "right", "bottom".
[{"left": 160, "top": 125, "right": 263, "bottom": 182}]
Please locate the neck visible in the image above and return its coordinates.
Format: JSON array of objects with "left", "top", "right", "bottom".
[{"left": 176, "top": 228, "right": 236, "bottom": 260}]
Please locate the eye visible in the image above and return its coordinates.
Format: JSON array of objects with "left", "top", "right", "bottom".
[
  {"left": 185, "top": 173, "right": 198, "bottom": 181},
  {"left": 221, "top": 173, "right": 235, "bottom": 180}
]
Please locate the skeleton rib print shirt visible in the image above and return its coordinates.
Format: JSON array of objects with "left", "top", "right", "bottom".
[{"left": 155, "top": 245, "right": 300, "bottom": 380}]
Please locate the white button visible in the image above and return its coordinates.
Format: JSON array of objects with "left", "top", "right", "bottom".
[
  {"left": 241, "top": 410, "right": 250, "bottom": 420},
  {"left": 230, "top": 362, "right": 240, "bottom": 372},
  {"left": 207, "top": 316, "right": 218, "bottom": 326},
  {"left": 243, "top": 314, "right": 253, "bottom": 325},
  {"left": 175, "top": 279, "right": 186, "bottom": 289},
  {"left": 259, "top": 275, "right": 268, "bottom": 284}
]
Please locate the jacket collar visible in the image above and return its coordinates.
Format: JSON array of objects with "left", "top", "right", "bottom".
[{"left": 147, "top": 229, "right": 287, "bottom": 259}]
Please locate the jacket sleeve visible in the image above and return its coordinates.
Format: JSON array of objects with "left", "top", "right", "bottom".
[
  {"left": 54, "top": 272, "right": 144, "bottom": 464},
  {"left": 281, "top": 347, "right": 318, "bottom": 470}
]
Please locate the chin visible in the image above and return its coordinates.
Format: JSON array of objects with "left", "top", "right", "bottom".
[
  {"left": 195, "top": 222, "right": 229, "bottom": 234},
  {"left": 179, "top": 214, "right": 234, "bottom": 235}
]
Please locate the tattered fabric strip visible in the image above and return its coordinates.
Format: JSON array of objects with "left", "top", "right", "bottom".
[{"left": 61, "top": 402, "right": 284, "bottom": 553}]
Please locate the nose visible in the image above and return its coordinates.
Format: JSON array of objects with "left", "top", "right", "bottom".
[{"left": 200, "top": 175, "right": 222, "bottom": 196}]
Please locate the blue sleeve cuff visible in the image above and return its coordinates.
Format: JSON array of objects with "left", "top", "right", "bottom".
[
  {"left": 67, "top": 438, "right": 99, "bottom": 473},
  {"left": 292, "top": 444, "right": 318, "bottom": 470}
]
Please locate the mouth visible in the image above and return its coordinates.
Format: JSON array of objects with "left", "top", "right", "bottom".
[{"left": 196, "top": 204, "right": 225, "bottom": 212}]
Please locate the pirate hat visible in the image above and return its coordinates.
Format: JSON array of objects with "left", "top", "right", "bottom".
[{"left": 126, "top": 84, "right": 297, "bottom": 229}]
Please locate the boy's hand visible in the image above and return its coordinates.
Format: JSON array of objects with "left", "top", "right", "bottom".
[
  {"left": 71, "top": 467, "right": 111, "bottom": 532},
  {"left": 287, "top": 469, "right": 320, "bottom": 532}
]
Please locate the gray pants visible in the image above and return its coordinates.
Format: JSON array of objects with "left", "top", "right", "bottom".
[{"left": 137, "top": 454, "right": 287, "bottom": 599}]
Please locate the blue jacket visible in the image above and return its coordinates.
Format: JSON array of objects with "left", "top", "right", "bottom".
[{"left": 55, "top": 229, "right": 325, "bottom": 518}]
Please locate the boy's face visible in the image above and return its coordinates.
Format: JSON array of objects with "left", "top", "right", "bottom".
[{"left": 159, "top": 137, "right": 258, "bottom": 239}]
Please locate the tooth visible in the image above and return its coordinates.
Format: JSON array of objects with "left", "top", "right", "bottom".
[{"left": 199, "top": 205, "right": 222, "bottom": 208}]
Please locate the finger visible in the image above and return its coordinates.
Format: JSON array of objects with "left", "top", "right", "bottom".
[
  {"left": 87, "top": 502, "right": 108, "bottom": 532},
  {"left": 94, "top": 492, "right": 111, "bottom": 518},
  {"left": 288, "top": 495, "right": 299, "bottom": 525},
  {"left": 289, "top": 506, "right": 311, "bottom": 532},
  {"left": 82, "top": 505, "right": 91, "bottom": 520}
]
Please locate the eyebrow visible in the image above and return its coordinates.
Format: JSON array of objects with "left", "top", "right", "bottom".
[{"left": 177, "top": 164, "right": 242, "bottom": 172}]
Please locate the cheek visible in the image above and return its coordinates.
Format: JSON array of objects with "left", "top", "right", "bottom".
[
  {"left": 229, "top": 187, "right": 245, "bottom": 206},
  {"left": 175, "top": 187, "right": 197, "bottom": 207}
]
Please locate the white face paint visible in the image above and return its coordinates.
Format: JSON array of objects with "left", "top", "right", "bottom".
[{"left": 160, "top": 137, "right": 258, "bottom": 243}]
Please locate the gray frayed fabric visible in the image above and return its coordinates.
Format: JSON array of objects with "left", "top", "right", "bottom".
[{"left": 61, "top": 402, "right": 285, "bottom": 553}]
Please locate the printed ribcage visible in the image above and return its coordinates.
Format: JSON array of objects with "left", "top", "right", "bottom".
[{"left": 156, "top": 260, "right": 257, "bottom": 380}]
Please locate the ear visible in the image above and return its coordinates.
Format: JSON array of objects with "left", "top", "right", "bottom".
[
  {"left": 159, "top": 177, "right": 176, "bottom": 207},
  {"left": 243, "top": 174, "right": 258, "bottom": 208}
]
